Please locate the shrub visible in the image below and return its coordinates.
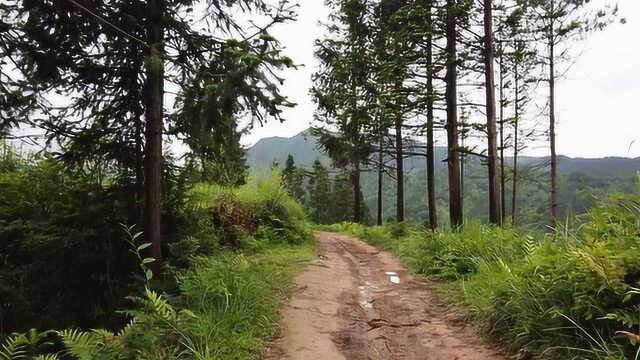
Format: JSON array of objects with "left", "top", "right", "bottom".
[{"left": 181, "top": 172, "right": 310, "bottom": 253}]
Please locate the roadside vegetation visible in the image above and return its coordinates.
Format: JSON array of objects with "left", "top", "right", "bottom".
[
  {"left": 320, "top": 191, "right": 640, "bottom": 359},
  {"left": 0, "top": 145, "right": 312, "bottom": 359}
]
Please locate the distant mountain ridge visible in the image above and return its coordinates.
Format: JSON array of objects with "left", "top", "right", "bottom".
[{"left": 247, "top": 129, "right": 640, "bottom": 179}]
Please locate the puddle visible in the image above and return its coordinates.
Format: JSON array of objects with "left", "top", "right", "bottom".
[{"left": 385, "top": 271, "right": 400, "bottom": 284}]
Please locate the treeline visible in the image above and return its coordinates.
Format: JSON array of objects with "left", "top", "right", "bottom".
[
  {"left": 312, "top": 0, "right": 621, "bottom": 230},
  {"left": 280, "top": 154, "right": 369, "bottom": 224}
]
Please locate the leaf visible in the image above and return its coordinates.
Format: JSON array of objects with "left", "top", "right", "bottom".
[
  {"left": 145, "top": 269, "right": 153, "bottom": 281},
  {"left": 142, "top": 258, "right": 155, "bottom": 264},
  {"left": 137, "top": 243, "right": 151, "bottom": 251}
]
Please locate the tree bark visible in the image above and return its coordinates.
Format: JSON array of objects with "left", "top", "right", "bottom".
[
  {"left": 445, "top": 0, "right": 463, "bottom": 229},
  {"left": 395, "top": 110, "right": 405, "bottom": 222},
  {"left": 483, "top": 0, "right": 502, "bottom": 225},
  {"left": 511, "top": 54, "right": 519, "bottom": 226},
  {"left": 498, "top": 43, "right": 506, "bottom": 224},
  {"left": 377, "top": 129, "right": 384, "bottom": 226},
  {"left": 426, "top": 0, "right": 438, "bottom": 230},
  {"left": 549, "top": 4, "right": 558, "bottom": 224},
  {"left": 353, "top": 162, "right": 362, "bottom": 223},
  {"left": 144, "top": 0, "right": 164, "bottom": 275}
]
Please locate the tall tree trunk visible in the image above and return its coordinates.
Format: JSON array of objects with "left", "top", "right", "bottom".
[
  {"left": 498, "top": 43, "right": 506, "bottom": 223},
  {"left": 144, "top": 0, "right": 164, "bottom": 275},
  {"left": 426, "top": 0, "right": 438, "bottom": 230},
  {"left": 548, "top": 6, "right": 558, "bottom": 224},
  {"left": 445, "top": 0, "right": 463, "bottom": 229},
  {"left": 483, "top": 0, "right": 502, "bottom": 225},
  {"left": 460, "top": 121, "right": 465, "bottom": 201},
  {"left": 135, "top": 113, "right": 144, "bottom": 224},
  {"left": 511, "top": 55, "right": 519, "bottom": 226},
  {"left": 353, "top": 162, "right": 362, "bottom": 223},
  {"left": 377, "top": 129, "right": 384, "bottom": 226},
  {"left": 395, "top": 111, "right": 405, "bottom": 222}
]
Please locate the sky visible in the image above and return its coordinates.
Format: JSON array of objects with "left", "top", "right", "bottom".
[{"left": 242, "top": 0, "right": 640, "bottom": 159}]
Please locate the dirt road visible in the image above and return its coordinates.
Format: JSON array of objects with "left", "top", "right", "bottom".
[{"left": 265, "top": 232, "right": 506, "bottom": 360}]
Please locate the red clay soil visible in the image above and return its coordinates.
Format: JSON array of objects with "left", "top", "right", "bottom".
[{"left": 264, "top": 232, "right": 507, "bottom": 360}]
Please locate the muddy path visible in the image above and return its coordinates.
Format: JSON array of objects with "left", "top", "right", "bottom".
[{"left": 265, "top": 232, "right": 507, "bottom": 360}]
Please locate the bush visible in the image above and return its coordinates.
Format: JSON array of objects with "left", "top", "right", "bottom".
[
  {"left": 0, "top": 153, "right": 137, "bottom": 333},
  {"left": 181, "top": 172, "right": 310, "bottom": 253}
]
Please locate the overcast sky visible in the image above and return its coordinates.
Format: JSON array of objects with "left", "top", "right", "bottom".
[{"left": 242, "top": 0, "right": 640, "bottom": 159}]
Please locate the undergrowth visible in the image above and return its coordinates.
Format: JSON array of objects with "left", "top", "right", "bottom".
[
  {"left": 1, "top": 172, "right": 314, "bottom": 359},
  {"left": 321, "top": 195, "right": 640, "bottom": 359}
]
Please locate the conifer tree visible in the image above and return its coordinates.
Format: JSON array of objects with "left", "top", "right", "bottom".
[
  {"left": 308, "top": 159, "right": 332, "bottom": 224},
  {"left": 313, "top": 0, "right": 374, "bottom": 223}
]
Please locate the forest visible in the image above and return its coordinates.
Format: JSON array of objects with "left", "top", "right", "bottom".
[{"left": 1, "top": 0, "right": 638, "bottom": 359}]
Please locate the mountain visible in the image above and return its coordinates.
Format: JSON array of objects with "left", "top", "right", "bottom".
[
  {"left": 247, "top": 129, "right": 640, "bottom": 178},
  {"left": 247, "top": 130, "right": 327, "bottom": 169}
]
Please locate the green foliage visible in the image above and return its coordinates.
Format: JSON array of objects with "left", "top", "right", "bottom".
[
  {"left": 281, "top": 155, "right": 307, "bottom": 203},
  {"left": 175, "top": 244, "right": 314, "bottom": 359},
  {"left": 1, "top": 166, "right": 314, "bottom": 359},
  {"left": 184, "top": 171, "right": 310, "bottom": 250},
  {"left": 0, "top": 150, "right": 137, "bottom": 333},
  {"left": 308, "top": 160, "right": 332, "bottom": 224},
  {"left": 0, "top": 242, "right": 313, "bottom": 360}
]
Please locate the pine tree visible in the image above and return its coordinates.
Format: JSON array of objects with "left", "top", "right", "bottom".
[
  {"left": 308, "top": 160, "right": 331, "bottom": 224},
  {"left": 282, "top": 155, "right": 306, "bottom": 203},
  {"left": 313, "top": 0, "right": 374, "bottom": 223},
  {"left": 522, "top": 0, "right": 619, "bottom": 224}
]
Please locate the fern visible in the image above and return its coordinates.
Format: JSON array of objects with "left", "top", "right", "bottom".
[
  {"left": 59, "top": 329, "right": 100, "bottom": 360},
  {"left": 33, "top": 355, "right": 60, "bottom": 360},
  {"left": 0, "top": 334, "right": 27, "bottom": 360}
]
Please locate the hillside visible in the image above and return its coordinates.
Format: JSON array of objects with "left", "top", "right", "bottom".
[{"left": 248, "top": 129, "right": 640, "bottom": 178}]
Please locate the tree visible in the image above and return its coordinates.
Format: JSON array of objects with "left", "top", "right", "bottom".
[
  {"left": 523, "top": 0, "right": 619, "bottom": 224},
  {"left": 445, "top": 0, "right": 463, "bottom": 228},
  {"left": 424, "top": 0, "right": 439, "bottom": 230},
  {"left": 308, "top": 159, "right": 332, "bottom": 223},
  {"left": 483, "top": 0, "right": 502, "bottom": 225},
  {"left": 313, "top": 0, "right": 374, "bottom": 223},
  {"left": 282, "top": 155, "right": 307, "bottom": 203}
]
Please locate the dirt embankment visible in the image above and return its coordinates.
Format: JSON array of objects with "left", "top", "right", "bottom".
[{"left": 265, "top": 232, "right": 506, "bottom": 360}]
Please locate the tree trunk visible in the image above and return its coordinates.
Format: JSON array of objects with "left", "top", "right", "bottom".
[
  {"left": 395, "top": 111, "right": 405, "bottom": 222},
  {"left": 511, "top": 55, "right": 519, "bottom": 226},
  {"left": 549, "top": 11, "right": 558, "bottom": 224},
  {"left": 377, "top": 129, "right": 384, "bottom": 226},
  {"left": 353, "top": 162, "right": 362, "bottom": 223},
  {"left": 483, "top": 0, "right": 501, "bottom": 225},
  {"left": 445, "top": 0, "right": 463, "bottom": 229},
  {"left": 135, "top": 113, "right": 144, "bottom": 225},
  {"left": 498, "top": 43, "right": 506, "bottom": 223},
  {"left": 144, "top": 0, "right": 164, "bottom": 275},
  {"left": 426, "top": 0, "right": 438, "bottom": 230}
]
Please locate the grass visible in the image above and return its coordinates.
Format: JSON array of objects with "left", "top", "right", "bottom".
[{"left": 176, "top": 242, "right": 315, "bottom": 359}]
